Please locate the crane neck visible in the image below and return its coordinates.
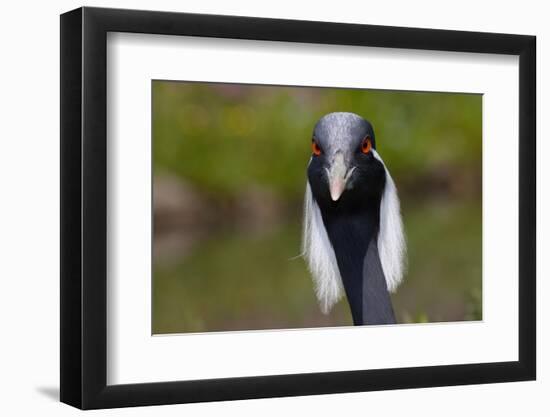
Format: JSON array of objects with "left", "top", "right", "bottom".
[{"left": 319, "top": 198, "right": 395, "bottom": 325}]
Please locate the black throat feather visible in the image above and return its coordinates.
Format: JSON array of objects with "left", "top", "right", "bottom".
[{"left": 317, "top": 194, "right": 396, "bottom": 325}]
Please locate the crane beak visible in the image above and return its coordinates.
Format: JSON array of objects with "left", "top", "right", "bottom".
[
  {"left": 326, "top": 152, "right": 355, "bottom": 201},
  {"left": 329, "top": 178, "right": 345, "bottom": 202}
]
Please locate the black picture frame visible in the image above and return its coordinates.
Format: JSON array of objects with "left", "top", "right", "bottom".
[{"left": 60, "top": 6, "right": 536, "bottom": 410}]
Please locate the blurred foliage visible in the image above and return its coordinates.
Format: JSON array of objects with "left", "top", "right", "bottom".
[
  {"left": 153, "top": 200, "right": 482, "bottom": 333},
  {"left": 153, "top": 82, "right": 482, "bottom": 199},
  {"left": 152, "top": 81, "right": 482, "bottom": 334}
]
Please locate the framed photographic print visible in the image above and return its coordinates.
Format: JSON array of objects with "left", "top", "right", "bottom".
[{"left": 60, "top": 6, "right": 536, "bottom": 409}]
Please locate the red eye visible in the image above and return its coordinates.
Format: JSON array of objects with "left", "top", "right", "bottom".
[
  {"left": 312, "top": 140, "right": 322, "bottom": 156},
  {"left": 361, "top": 136, "right": 372, "bottom": 154}
]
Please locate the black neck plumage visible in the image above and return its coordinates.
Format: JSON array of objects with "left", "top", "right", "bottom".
[{"left": 318, "top": 197, "right": 396, "bottom": 325}]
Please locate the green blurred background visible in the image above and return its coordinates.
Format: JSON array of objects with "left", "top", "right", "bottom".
[{"left": 152, "top": 81, "right": 482, "bottom": 334}]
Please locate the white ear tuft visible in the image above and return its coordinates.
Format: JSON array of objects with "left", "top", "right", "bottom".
[
  {"left": 372, "top": 150, "right": 407, "bottom": 292},
  {"left": 302, "top": 183, "right": 344, "bottom": 313}
]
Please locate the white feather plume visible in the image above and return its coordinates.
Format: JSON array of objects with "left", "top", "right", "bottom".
[
  {"left": 372, "top": 150, "right": 407, "bottom": 292},
  {"left": 301, "top": 183, "right": 344, "bottom": 313}
]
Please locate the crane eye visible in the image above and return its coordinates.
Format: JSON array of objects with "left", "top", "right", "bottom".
[
  {"left": 312, "top": 140, "right": 322, "bottom": 156},
  {"left": 361, "top": 136, "right": 372, "bottom": 154}
]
